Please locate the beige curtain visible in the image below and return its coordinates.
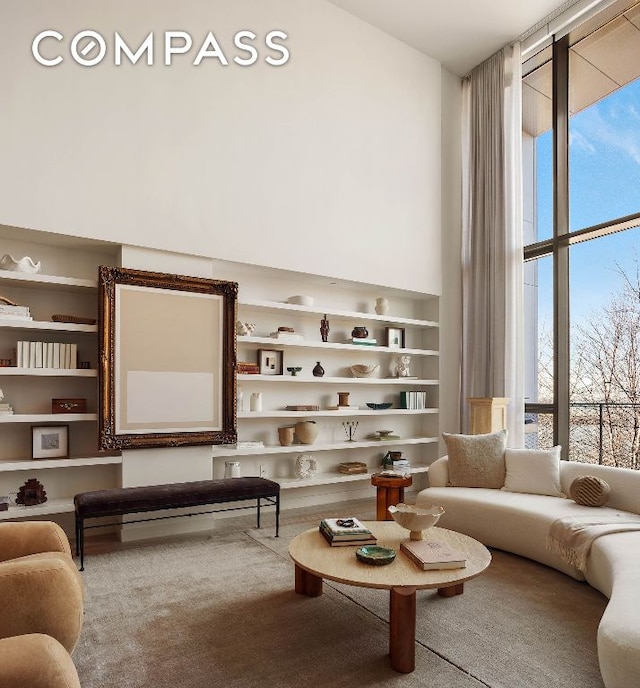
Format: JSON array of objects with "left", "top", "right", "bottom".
[{"left": 461, "top": 44, "right": 524, "bottom": 446}]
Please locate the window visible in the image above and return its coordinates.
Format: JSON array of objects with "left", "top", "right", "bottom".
[{"left": 523, "top": 0, "right": 640, "bottom": 467}]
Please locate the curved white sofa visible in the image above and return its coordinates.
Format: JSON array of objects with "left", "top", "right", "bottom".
[{"left": 416, "top": 457, "right": 640, "bottom": 688}]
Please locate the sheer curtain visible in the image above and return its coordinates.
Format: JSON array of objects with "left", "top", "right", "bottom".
[{"left": 461, "top": 43, "right": 524, "bottom": 446}]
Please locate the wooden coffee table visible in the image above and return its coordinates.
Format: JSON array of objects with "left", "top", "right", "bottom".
[{"left": 289, "top": 521, "right": 491, "bottom": 673}]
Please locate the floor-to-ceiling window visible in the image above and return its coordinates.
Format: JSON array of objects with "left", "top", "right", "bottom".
[{"left": 523, "top": 0, "right": 640, "bottom": 467}]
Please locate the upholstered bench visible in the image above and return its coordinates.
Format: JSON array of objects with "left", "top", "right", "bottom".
[{"left": 74, "top": 477, "right": 280, "bottom": 570}]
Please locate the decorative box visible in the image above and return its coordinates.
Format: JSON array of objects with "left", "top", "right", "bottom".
[{"left": 52, "top": 398, "right": 87, "bottom": 414}]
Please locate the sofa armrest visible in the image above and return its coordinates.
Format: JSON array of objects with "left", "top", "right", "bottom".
[
  {"left": 0, "top": 553, "right": 84, "bottom": 653},
  {"left": 0, "top": 521, "right": 71, "bottom": 562},
  {"left": 428, "top": 456, "right": 449, "bottom": 487}
]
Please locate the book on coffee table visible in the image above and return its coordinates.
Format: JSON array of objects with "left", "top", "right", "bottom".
[
  {"left": 319, "top": 517, "right": 377, "bottom": 546},
  {"left": 400, "top": 540, "right": 467, "bottom": 570}
]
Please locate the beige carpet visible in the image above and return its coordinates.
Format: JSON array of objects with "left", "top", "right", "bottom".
[{"left": 73, "top": 509, "right": 606, "bottom": 688}]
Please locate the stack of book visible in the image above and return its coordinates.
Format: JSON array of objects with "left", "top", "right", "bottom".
[
  {"left": 337, "top": 461, "right": 368, "bottom": 475},
  {"left": 351, "top": 337, "right": 377, "bottom": 346},
  {"left": 0, "top": 303, "right": 32, "bottom": 321},
  {"left": 319, "top": 517, "right": 377, "bottom": 546},
  {"left": 0, "top": 402, "right": 14, "bottom": 416},
  {"left": 400, "top": 540, "right": 467, "bottom": 570},
  {"left": 390, "top": 457, "right": 411, "bottom": 473},
  {"left": 237, "top": 361, "right": 260, "bottom": 374},
  {"left": 270, "top": 331, "right": 304, "bottom": 342},
  {"left": 15, "top": 341, "right": 77, "bottom": 369}
]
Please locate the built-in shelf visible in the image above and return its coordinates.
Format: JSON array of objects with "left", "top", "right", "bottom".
[
  {"left": 0, "top": 413, "right": 97, "bottom": 423},
  {"left": 0, "top": 498, "right": 74, "bottom": 521},
  {"left": 211, "top": 436, "right": 437, "bottom": 457},
  {"left": 238, "top": 335, "right": 437, "bottom": 357},
  {"left": 237, "top": 374, "right": 438, "bottom": 385},
  {"left": 277, "top": 464, "right": 430, "bottom": 490},
  {"left": 0, "top": 320, "right": 97, "bottom": 333},
  {"left": 0, "top": 269, "right": 97, "bottom": 292},
  {"left": 239, "top": 298, "right": 437, "bottom": 328},
  {"left": 0, "top": 454, "right": 122, "bottom": 472},
  {"left": 238, "top": 408, "right": 438, "bottom": 419},
  {"left": 0, "top": 368, "right": 96, "bottom": 377}
]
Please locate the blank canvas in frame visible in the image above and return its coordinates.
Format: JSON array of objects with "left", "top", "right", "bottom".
[{"left": 99, "top": 266, "right": 237, "bottom": 450}]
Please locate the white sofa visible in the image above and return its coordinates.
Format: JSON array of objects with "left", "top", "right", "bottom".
[{"left": 416, "top": 457, "right": 640, "bottom": 688}]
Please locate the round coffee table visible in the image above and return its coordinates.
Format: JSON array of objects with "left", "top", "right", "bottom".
[{"left": 289, "top": 521, "right": 491, "bottom": 673}]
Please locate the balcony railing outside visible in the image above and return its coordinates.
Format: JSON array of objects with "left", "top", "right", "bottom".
[{"left": 525, "top": 402, "right": 640, "bottom": 470}]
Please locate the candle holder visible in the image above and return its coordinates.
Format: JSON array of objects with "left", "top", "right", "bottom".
[{"left": 343, "top": 421, "right": 358, "bottom": 442}]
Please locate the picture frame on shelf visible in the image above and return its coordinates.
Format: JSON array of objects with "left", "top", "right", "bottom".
[
  {"left": 98, "top": 266, "right": 238, "bottom": 450},
  {"left": 258, "top": 349, "right": 283, "bottom": 375},
  {"left": 32, "top": 424, "right": 69, "bottom": 459},
  {"left": 385, "top": 327, "right": 405, "bottom": 349}
]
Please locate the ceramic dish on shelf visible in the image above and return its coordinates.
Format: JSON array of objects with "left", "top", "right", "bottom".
[
  {"left": 366, "top": 402, "right": 393, "bottom": 410},
  {"left": 350, "top": 364, "right": 379, "bottom": 378},
  {"left": 288, "top": 295, "right": 314, "bottom": 306},
  {"left": 356, "top": 545, "right": 396, "bottom": 566}
]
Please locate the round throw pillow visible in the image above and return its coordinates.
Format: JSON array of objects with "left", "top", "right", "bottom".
[{"left": 569, "top": 475, "right": 610, "bottom": 507}]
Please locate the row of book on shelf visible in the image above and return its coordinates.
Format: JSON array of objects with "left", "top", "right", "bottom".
[
  {"left": 15, "top": 341, "right": 78, "bottom": 369},
  {"left": 399, "top": 391, "right": 429, "bottom": 410},
  {"left": 319, "top": 517, "right": 467, "bottom": 570}
]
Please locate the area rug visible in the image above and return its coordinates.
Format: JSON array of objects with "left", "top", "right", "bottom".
[{"left": 74, "top": 518, "right": 606, "bottom": 688}]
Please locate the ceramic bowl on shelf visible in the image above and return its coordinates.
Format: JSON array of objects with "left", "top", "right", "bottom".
[
  {"left": 388, "top": 503, "right": 445, "bottom": 540},
  {"left": 350, "top": 364, "right": 379, "bottom": 378},
  {"left": 288, "top": 295, "right": 314, "bottom": 306},
  {"left": 366, "top": 402, "right": 393, "bottom": 410}
]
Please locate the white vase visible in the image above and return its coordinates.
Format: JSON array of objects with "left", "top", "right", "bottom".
[
  {"left": 375, "top": 297, "right": 389, "bottom": 315},
  {"left": 250, "top": 392, "right": 262, "bottom": 412}
]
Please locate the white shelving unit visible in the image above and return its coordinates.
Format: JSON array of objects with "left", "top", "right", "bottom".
[
  {"left": 232, "top": 294, "right": 440, "bottom": 490},
  {"left": 0, "top": 240, "right": 120, "bottom": 523}
]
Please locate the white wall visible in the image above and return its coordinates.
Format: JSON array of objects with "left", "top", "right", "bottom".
[{"left": 0, "top": 0, "right": 442, "bottom": 295}]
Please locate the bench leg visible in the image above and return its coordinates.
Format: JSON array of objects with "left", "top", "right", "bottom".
[
  {"left": 275, "top": 493, "right": 280, "bottom": 537},
  {"left": 257, "top": 497, "right": 261, "bottom": 529},
  {"left": 76, "top": 516, "right": 85, "bottom": 571}
]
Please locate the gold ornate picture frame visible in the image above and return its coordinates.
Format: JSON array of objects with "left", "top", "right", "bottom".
[{"left": 98, "top": 266, "right": 237, "bottom": 450}]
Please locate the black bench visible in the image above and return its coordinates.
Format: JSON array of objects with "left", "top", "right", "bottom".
[{"left": 74, "top": 477, "right": 280, "bottom": 570}]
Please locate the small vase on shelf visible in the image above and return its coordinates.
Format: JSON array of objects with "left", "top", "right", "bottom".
[
  {"left": 375, "top": 297, "right": 389, "bottom": 315},
  {"left": 312, "top": 361, "right": 325, "bottom": 377}
]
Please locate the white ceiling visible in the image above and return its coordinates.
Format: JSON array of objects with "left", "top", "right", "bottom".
[{"left": 327, "top": 0, "right": 575, "bottom": 75}]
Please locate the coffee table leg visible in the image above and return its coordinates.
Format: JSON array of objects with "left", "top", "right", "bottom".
[
  {"left": 294, "top": 563, "right": 323, "bottom": 597},
  {"left": 438, "top": 583, "right": 464, "bottom": 597},
  {"left": 389, "top": 586, "right": 416, "bottom": 673}
]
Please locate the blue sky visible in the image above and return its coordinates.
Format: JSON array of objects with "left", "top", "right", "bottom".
[{"left": 535, "top": 77, "right": 640, "bottom": 323}]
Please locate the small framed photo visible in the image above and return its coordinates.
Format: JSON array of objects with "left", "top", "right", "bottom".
[
  {"left": 385, "top": 327, "right": 406, "bottom": 349},
  {"left": 32, "top": 425, "right": 69, "bottom": 459},
  {"left": 258, "top": 349, "right": 283, "bottom": 375}
]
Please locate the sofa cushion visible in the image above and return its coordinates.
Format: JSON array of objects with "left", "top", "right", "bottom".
[
  {"left": 502, "top": 446, "right": 564, "bottom": 497},
  {"left": 443, "top": 429, "right": 507, "bottom": 488},
  {"left": 569, "top": 475, "right": 610, "bottom": 507}
]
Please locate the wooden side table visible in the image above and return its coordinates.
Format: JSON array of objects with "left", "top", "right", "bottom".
[{"left": 371, "top": 474, "right": 413, "bottom": 520}]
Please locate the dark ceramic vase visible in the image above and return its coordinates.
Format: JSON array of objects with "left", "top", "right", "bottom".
[
  {"left": 351, "top": 326, "right": 369, "bottom": 339},
  {"left": 313, "top": 361, "right": 325, "bottom": 377}
]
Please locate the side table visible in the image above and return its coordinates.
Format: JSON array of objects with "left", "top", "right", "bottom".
[{"left": 371, "top": 473, "right": 413, "bottom": 520}]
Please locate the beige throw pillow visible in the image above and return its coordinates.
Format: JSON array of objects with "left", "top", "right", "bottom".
[
  {"left": 501, "top": 446, "right": 564, "bottom": 497},
  {"left": 443, "top": 429, "right": 507, "bottom": 488},
  {"left": 569, "top": 475, "right": 610, "bottom": 507}
]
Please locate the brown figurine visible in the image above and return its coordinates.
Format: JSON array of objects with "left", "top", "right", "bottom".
[{"left": 320, "top": 314, "right": 330, "bottom": 342}]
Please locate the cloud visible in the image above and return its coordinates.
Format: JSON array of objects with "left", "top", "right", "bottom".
[{"left": 571, "top": 87, "right": 640, "bottom": 165}]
